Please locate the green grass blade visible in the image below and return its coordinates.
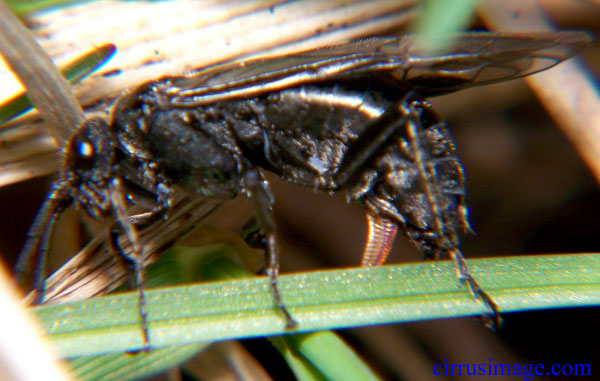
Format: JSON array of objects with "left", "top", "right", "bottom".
[
  {"left": 414, "top": 0, "right": 479, "bottom": 53},
  {"left": 60, "top": 43, "right": 116, "bottom": 85},
  {"left": 271, "top": 336, "right": 328, "bottom": 381},
  {"left": 0, "top": 43, "right": 115, "bottom": 125},
  {"left": 69, "top": 343, "right": 208, "bottom": 381},
  {"left": 197, "top": 250, "right": 380, "bottom": 381},
  {"left": 281, "top": 332, "right": 381, "bottom": 381},
  {"left": 35, "top": 253, "right": 600, "bottom": 360},
  {"left": 67, "top": 246, "right": 208, "bottom": 381},
  {"left": 67, "top": 245, "right": 377, "bottom": 380},
  {"left": 5, "top": 0, "right": 88, "bottom": 15}
]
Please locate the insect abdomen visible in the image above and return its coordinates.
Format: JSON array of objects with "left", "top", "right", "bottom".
[{"left": 350, "top": 97, "right": 469, "bottom": 258}]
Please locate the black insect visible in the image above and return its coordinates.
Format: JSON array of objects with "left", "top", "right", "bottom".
[{"left": 16, "top": 31, "right": 591, "bottom": 350}]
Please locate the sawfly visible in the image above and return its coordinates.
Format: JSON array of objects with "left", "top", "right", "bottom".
[{"left": 16, "top": 31, "right": 592, "bottom": 350}]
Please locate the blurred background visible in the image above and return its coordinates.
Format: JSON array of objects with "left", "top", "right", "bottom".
[{"left": 0, "top": 0, "right": 599, "bottom": 379}]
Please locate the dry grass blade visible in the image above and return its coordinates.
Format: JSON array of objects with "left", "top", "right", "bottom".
[
  {"left": 479, "top": 0, "right": 600, "bottom": 184},
  {"left": 23, "top": 194, "right": 222, "bottom": 305},
  {"left": 0, "top": 43, "right": 115, "bottom": 125},
  {"left": 0, "top": 263, "right": 72, "bottom": 380},
  {"left": 0, "top": 0, "right": 82, "bottom": 145},
  {"left": 185, "top": 341, "right": 274, "bottom": 381}
]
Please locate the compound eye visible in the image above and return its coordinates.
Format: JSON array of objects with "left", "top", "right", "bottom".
[
  {"left": 78, "top": 140, "right": 94, "bottom": 158},
  {"left": 70, "top": 135, "right": 97, "bottom": 169}
]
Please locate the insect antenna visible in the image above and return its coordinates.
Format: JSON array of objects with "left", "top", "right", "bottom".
[
  {"left": 107, "top": 177, "right": 151, "bottom": 351},
  {"left": 15, "top": 181, "right": 73, "bottom": 304}
]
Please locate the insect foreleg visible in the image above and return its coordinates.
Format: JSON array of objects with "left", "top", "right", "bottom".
[
  {"left": 243, "top": 170, "right": 297, "bottom": 329},
  {"left": 108, "top": 229, "right": 137, "bottom": 290},
  {"left": 109, "top": 207, "right": 170, "bottom": 290}
]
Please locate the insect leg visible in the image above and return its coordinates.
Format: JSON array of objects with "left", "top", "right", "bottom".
[
  {"left": 240, "top": 215, "right": 270, "bottom": 276},
  {"left": 15, "top": 183, "right": 72, "bottom": 303},
  {"left": 109, "top": 207, "right": 170, "bottom": 291},
  {"left": 108, "top": 229, "right": 136, "bottom": 289},
  {"left": 108, "top": 178, "right": 151, "bottom": 351},
  {"left": 243, "top": 170, "right": 297, "bottom": 329},
  {"left": 335, "top": 109, "right": 409, "bottom": 186},
  {"left": 402, "top": 100, "right": 501, "bottom": 329},
  {"left": 241, "top": 215, "right": 267, "bottom": 248},
  {"left": 448, "top": 248, "right": 501, "bottom": 329}
]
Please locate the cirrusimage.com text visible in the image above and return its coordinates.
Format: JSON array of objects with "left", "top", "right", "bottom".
[{"left": 433, "top": 359, "right": 591, "bottom": 379}]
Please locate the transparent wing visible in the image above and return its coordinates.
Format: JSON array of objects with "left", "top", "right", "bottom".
[
  {"left": 390, "top": 31, "right": 593, "bottom": 95},
  {"left": 168, "top": 31, "right": 592, "bottom": 105}
]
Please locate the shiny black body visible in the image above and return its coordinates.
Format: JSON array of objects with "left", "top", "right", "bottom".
[
  {"left": 111, "top": 76, "right": 463, "bottom": 257},
  {"left": 17, "top": 32, "right": 591, "bottom": 349}
]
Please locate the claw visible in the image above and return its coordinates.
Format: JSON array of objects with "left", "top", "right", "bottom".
[{"left": 448, "top": 248, "right": 502, "bottom": 330}]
